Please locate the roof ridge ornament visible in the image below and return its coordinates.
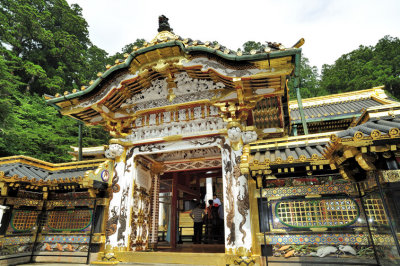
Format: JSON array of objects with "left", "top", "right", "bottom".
[{"left": 158, "top": 15, "right": 173, "bottom": 33}]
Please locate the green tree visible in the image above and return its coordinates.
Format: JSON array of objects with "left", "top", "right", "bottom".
[
  {"left": 0, "top": 92, "right": 110, "bottom": 162},
  {"left": 0, "top": 48, "right": 22, "bottom": 129},
  {"left": 106, "top": 39, "right": 146, "bottom": 66},
  {"left": 0, "top": 0, "right": 90, "bottom": 95},
  {"left": 320, "top": 35, "right": 400, "bottom": 98},
  {"left": 0, "top": 0, "right": 110, "bottom": 162},
  {"left": 242, "top": 41, "right": 263, "bottom": 53},
  {"left": 288, "top": 56, "right": 324, "bottom": 99},
  {"left": 81, "top": 45, "right": 109, "bottom": 84}
]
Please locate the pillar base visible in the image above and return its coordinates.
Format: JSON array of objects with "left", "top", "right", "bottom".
[{"left": 91, "top": 251, "right": 120, "bottom": 265}]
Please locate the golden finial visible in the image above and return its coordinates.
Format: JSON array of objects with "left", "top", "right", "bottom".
[
  {"left": 97, "top": 72, "right": 103, "bottom": 77},
  {"left": 105, "top": 64, "right": 111, "bottom": 69},
  {"left": 123, "top": 53, "right": 129, "bottom": 58},
  {"left": 237, "top": 51, "right": 243, "bottom": 56},
  {"left": 55, "top": 93, "right": 60, "bottom": 97},
  {"left": 72, "top": 89, "right": 77, "bottom": 93},
  {"left": 64, "top": 91, "right": 69, "bottom": 95},
  {"left": 250, "top": 50, "right": 257, "bottom": 55}
]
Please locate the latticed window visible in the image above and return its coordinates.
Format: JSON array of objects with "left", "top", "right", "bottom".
[
  {"left": 47, "top": 209, "right": 92, "bottom": 231},
  {"left": 275, "top": 198, "right": 359, "bottom": 228},
  {"left": 364, "top": 198, "right": 389, "bottom": 225},
  {"left": 10, "top": 210, "right": 39, "bottom": 232}
]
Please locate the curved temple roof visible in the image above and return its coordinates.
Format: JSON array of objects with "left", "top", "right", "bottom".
[
  {"left": 44, "top": 27, "right": 304, "bottom": 138},
  {"left": 45, "top": 32, "right": 303, "bottom": 105}
]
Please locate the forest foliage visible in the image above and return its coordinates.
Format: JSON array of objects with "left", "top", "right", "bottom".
[{"left": 0, "top": 0, "right": 399, "bottom": 162}]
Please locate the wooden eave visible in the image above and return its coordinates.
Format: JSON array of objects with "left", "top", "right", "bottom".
[
  {"left": 57, "top": 60, "right": 294, "bottom": 124},
  {"left": 325, "top": 107, "right": 400, "bottom": 158},
  {"left": 288, "top": 86, "right": 393, "bottom": 108},
  {"left": 289, "top": 86, "right": 397, "bottom": 125},
  {"left": 0, "top": 155, "right": 105, "bottom": 171},
  {"left": 0, "top": 173, "right": 90, "bottom": 188},
  {"left": 0, "top": 156, "right": 105, "bottom": 191}
]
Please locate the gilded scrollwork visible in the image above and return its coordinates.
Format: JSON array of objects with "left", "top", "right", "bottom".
[{"left": 117, "top": 187, "right": 129, "bottom": 242}]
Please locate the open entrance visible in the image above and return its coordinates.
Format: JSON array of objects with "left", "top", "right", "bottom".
[{"left": 143, "top": 147, "right": 225, "bottom": 253}]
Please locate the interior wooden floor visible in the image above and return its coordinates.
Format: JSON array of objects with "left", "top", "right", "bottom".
[{"left": 157, "top": 242, "right": 225, "bottom": 253}]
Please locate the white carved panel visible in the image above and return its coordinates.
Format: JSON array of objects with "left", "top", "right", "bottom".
[
  {"left": 178, "top": 109, "right": 187, "bottom": 121},
  {"left": 136, "top": 117, "right": 142, "bottom": 127},
  {"left": 122, "top": 117, "right": 226, "bottom": 143},
  {"left": 122, "top": 73, "right": 225, "bottom": 114},
  {"left": 149, "top": 114, "right": 156, "bottom": 126},
  {"left": 136, "top": 166, "right": 152, "bottom": 192},
  {"left": 152, "top": 146, "right": 221, "bottom": 162},
  {"left": 163, "top": 112, "right": 171, "bottom": 123},
  {"left": 194, "top": 106, "right": 202, "bottom": 119}
]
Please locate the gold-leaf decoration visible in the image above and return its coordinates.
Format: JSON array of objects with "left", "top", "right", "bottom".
[
  {"left": 389, "top": 128, "right": 400, "bottom": 137},
  {"left": 371, "top": 130, "right": 381, "bottom": 139},
  {"left": 353, "top": 131, "right": 364, "bottom": 140}
]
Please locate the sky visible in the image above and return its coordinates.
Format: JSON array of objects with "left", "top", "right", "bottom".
[{"left": 66, "top": 0, "right": 400, "bottom": 72}]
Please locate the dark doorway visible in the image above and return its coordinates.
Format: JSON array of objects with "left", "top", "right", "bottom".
[{"left": 157, "top": 167, "right": 224, "bottom": 252}]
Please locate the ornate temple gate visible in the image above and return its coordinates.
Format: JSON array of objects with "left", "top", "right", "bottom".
[
  {"left": 39, "top": 15, "right": 400, "bottom": 265},
  {"left": 44, "top": 16, "right": 305, "bottom": 264}
]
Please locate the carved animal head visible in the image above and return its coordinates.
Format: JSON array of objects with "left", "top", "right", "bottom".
[
  {"left": 105, "top": 144, "right": 124, "bottom": 159},
  {"left": 228, "top": 127, "right": 242, "bottom": 142},
  {"left": 242, "top": 131, "right": 258, "bottom": 144}
]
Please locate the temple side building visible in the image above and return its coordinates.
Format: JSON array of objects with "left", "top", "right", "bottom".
[{"left": 0, "top": 17, "right": 399, "bottom": 266}]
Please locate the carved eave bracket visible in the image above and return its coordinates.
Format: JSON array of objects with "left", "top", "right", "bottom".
[{"left": 212, "top": 82, "right": 264, "bottom": 150}]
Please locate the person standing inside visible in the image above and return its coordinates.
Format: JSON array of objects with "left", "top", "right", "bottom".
[
  {"left": 212, "top": 195, "right": 222, "bottom": 241},
  {"left": 213, "top": 194, "right": 221, "bottom": 207},
  {"left": 205, "top": 199, "right": 214, "bottom": 243},
  {"left": 190, "top": 202, "right": 204, "bottom": 244}
]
